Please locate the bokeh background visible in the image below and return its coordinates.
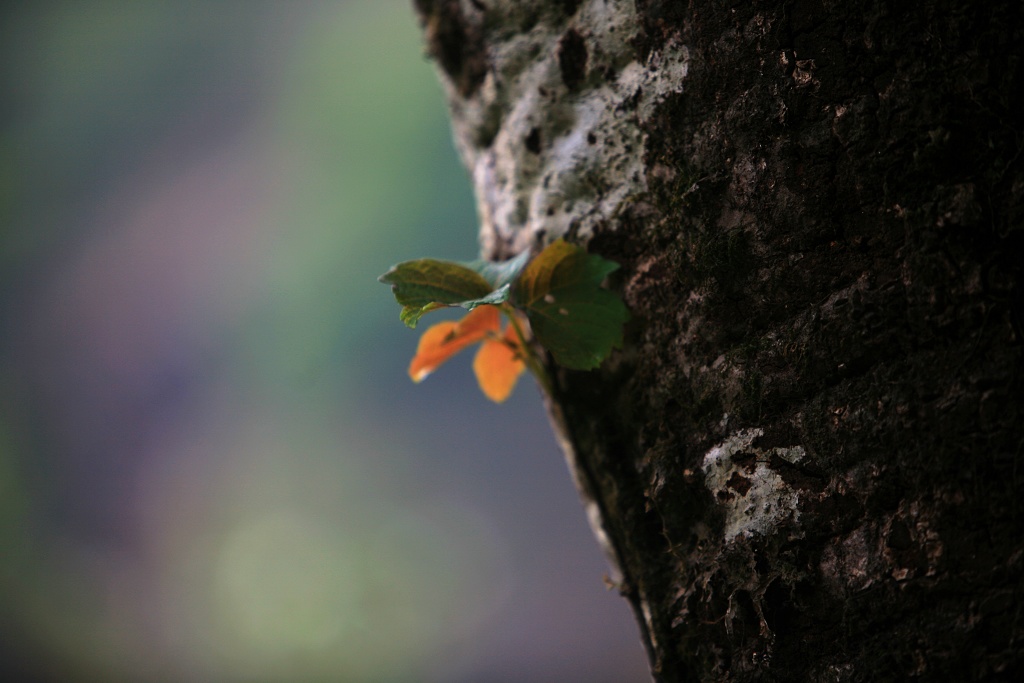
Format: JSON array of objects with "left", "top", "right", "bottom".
[{"left": 0, "top": 2, "right": 649, "bottom": 681}]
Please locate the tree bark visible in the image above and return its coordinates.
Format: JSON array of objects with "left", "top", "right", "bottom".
[{"left": 414, "top": 1, "right": 1024, "bottom": 680}]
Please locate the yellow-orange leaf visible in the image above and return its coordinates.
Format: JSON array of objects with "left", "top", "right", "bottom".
[
  {"left": 408, "top": 305, "right": 500, "bottom": 382},
  {"left": 473, "top": 325, "right": 526, "bottom": 403}
]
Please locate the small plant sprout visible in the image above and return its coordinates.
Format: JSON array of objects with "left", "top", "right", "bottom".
[{"left": 379, "top": 239, "right": 630, "bottom": 402}]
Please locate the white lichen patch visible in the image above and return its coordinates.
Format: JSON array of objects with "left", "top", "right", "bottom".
[
  {"left": 702, "top": 428, "right": 807, "bottom": 542},
  {"left": 439, "top": 0, "right": 689, "bottom": 256}
]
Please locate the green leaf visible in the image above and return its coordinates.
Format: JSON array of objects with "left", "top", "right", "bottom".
[
  {"left": 379, "top": 259, "right": 493, "bottom": 327},
  {"left": 466, "top": 249, "right": 532, "bottom": 290},
  {"left": 468, "top": 283, "right": 513, "bottom": 307},
  {"left": 513, "top": 239, "right": 629, "bottom": 369}
]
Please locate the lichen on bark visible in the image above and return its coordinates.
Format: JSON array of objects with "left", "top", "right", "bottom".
[{"left": 417, "top": 0, "right": 687, "bottom": 258}]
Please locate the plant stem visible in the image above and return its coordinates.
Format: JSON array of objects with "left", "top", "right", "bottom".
[{"left": 502, "top": 304, "right": 555, "bottom": 397}]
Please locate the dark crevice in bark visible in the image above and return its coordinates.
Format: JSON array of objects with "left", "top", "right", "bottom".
[
  {"left": 413, "top": 0, "right": 488, "bottom": 97},
  {"left": 557, "top": 28, "right": 589, "bottom": 91}
]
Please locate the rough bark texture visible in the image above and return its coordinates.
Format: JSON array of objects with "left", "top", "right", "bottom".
[{"left": 415, "top": 1, "right": 1024, "bottom": 680}]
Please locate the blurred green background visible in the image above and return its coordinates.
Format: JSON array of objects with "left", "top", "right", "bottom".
[{"left": 0, "top": 2, "right": 648, "bottom": 681}]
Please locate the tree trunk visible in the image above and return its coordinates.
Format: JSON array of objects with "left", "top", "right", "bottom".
[{"left": 414, "top": 1, "right": 1024, "bottom": 679}]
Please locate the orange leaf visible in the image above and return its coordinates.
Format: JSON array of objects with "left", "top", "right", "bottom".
[
  {"left": 408, "top": 305, "right": 500, "bottom": 382},
  {"left": 473, "top": 324, "right": 526, "bottom": 403}
]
